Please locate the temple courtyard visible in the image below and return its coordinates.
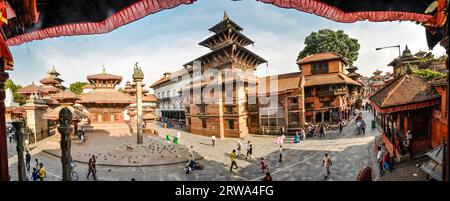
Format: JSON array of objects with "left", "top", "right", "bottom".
[{"left": 6, "top": 110, "right": 426, "bottom": 181}]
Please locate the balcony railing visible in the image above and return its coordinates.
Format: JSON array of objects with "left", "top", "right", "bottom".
[{"left": 317, "top": 90, "right": 334, "bottom": 97}]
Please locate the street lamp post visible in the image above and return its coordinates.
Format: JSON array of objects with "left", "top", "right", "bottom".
[{"left": 375, "top": 45, "right": 401, "bottom": 58}]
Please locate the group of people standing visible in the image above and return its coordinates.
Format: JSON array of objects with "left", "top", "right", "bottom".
[
  {"left": 304, "top": 123, "right": 330, "bottom": 138},
  {"left": 229, "top": 140, "right": 254, "bottom": 172},
  {"left": 376, "top": 146, "right": 394, "bottom": 177},
  {"left": 355, "top": 113, "right": 366, "bottom": 135},
  {"left": 26, "top": 154, "right": 46, "bottom": 181}
]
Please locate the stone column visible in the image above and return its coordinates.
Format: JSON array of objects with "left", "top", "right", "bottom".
[
  {"left": 133, "top": 63, "right": 144, "bottom": 144},
  {"left": 12, "top": 120, "right": 27, "bottom": 181},
  {"left": 58, "top": 108, "right": 73, "bottom": 181},
  {"left": 0, "top": 69, "right": 9, "bottom": 181},
  {"left": 321, "top": 112, "right": 324, "bottom": 123}
]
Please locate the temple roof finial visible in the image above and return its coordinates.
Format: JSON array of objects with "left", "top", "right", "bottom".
[
  {"left": 223, "top": 11, "right": 229, "bottom": 21},
  {"left": 102, "top": 65, "right": 106, "bottom": 74}
]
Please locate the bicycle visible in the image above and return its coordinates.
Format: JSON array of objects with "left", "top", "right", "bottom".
[{"left": 71, "top": 161, "right": 79, "bottom": 181}]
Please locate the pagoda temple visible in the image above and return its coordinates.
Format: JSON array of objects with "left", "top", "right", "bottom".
[
  {"left": 369, "top": 69, "right": 386, "bottom": 95},
  {"left": 183, "top": 12, "right": 267, "bottom": 138},
  {"left": 77, "top": 68, "right": 134, "bottom": 124},
  {"left": 18, "top": 66, "right": 65, "bottom": 100}
]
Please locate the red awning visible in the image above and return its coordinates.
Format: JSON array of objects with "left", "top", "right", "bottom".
[
  {"left": 5, "top": 0, "right": 195, "bottom": 46},
  {"left": 257, "top": 0, "right": 447, "bottom": 26}
]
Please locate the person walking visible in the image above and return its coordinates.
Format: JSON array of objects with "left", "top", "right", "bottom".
[
  {"left": 262, "top": 172, "right": 272, "bottom": 181},
  {"left": 34, "top": 158, "right": 39, "bottom": 170},
  {"left": 322, "top": 153, "right": 332, "bottom": 179},
  {"left": 24, "top": 138, "right": 29, "bottom": 152},
  {"left": 259, "top": 157, "right": 268, "bottom": 173},
  {"left": 31, "top": 167, "right": 39, "bottom": 181},
  {"left": 230, "top": 149, "right": 238, "bottom": 172},
  {"left": 87, "top": 155, "right": 97, "bottom": 180},
  {"left": 189, "top": 146, "right": 195, "bottom": 161},
  {"left": 246, "top": 141, "right": 253, "bottom": 159},
  {"left": 377, "top": 146, "right": 384, "bottom": 177},
  {"left": 356, "top": 120, "right": 361, "bottom": 135},
  {"left": 38, "top": 163, "right": 46, "bottom": 181},
  {"left": 405, "top": 130, "right": 413, "bottom": 156},
  {"left": 278, "top": 145, "right": 283, "bottom": 163},
  {"left": 25, "top": 150, "right": 31, "bottom": 171},
  {"left": 339, "top": 121, "right": 343, "bottom": 134},
  {"left": 299, "top": 127, "right": 305, "bottom": 141},
  {"left": 211, "top": 134, "right": 216, "bottom": 147},
  {"left": 361, "top": 120, "right": 366, "bottom": 135},
  {"left": 237, "top": 140, "right": 242, "bottom": 157}
]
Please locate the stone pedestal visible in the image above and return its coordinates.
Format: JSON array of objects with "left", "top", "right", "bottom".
[{"left": 23, "top": 94, "right": 49, "bottom": 143}]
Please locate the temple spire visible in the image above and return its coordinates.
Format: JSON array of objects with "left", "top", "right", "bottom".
[
  {"left": 223, "top": 11, "right": 228, "bottom": 21},
  {"left": 102, "top": 65, "right": 106, "bottom": 74}
]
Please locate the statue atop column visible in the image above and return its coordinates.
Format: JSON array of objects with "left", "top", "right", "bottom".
[{"left": 133, "top": 62, "right": 144, "bottom": 144}]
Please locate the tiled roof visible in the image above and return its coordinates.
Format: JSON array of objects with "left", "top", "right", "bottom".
[
  {"left": 256, "top": 72, "right": 301, "bottom": 94},
  {"left": 17, "top": 84, "right": 60, "bottom": 94},
  {"left": 297, "top": 52, "right": 348, "bottom": 65},
  {"left": 42, "top": 106, "right": 85, "bottom": 121},
  {"left": 150, "top": 76, "right": 170, "bottom": 88},
  {"left": 39, "top": 86, "right": 61, "bottom": 93},
  {"left": 77, "top": 89, "right": 134, "bottom": 104},
  {"left": 87, "top": 72, "right": 122, "bottom": 81},
  {"left": 429, "top": 76, "right": 447, "bottom": 87},
  {"left": 369, "top": 74, "right": 440, "bottom": 109},
  {"left": 17, "top": 84, "right": 41, "bottom": 94},
  {"left": 49, "top": 90, "right": 79, "bottom": 101},
  {"left": 40, "top": 77, "right": 59, "bottom": 85},
  {"left": 304, "top": 73, "right": 361, "bottom": 87}
]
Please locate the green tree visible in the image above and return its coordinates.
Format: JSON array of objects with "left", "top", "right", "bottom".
[
  {"left": 298, "top": 29, "right": 360, "bottom": 65},
  {"left": 69, "top": 82, "right": 89, "bottom": 95},
  {"left": 4, "top": 79, "right": 26, "bottom": 105}
]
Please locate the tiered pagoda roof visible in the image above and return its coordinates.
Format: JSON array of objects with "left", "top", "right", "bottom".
[
  {"left": 346, "top": 66, "right": 361, "bottom": 80},
  {"left": 78, "top": 68, "right": 133, "bottom": 105},
  {"left": 184, "top": 12, "right": 266, "bottom": 71},
  {"left": 87, "top": 67, "right": 122, "bottom": 88}
]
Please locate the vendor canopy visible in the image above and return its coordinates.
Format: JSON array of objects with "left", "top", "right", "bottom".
[
  {"left": 4, "top": 0, "right": 195, "bottom": 46},
  {"left": 3, "top": 0, "right": 447, "bottom": 47}
]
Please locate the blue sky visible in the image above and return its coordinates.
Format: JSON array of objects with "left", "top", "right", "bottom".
[{"left": 8, "top": 0, "right": 446, "bottom": 90}]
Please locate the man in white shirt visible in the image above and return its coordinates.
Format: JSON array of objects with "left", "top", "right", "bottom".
[
  {"left": 356, "top": 121, "right": 361, "bottom": 134},
  {"left": 189, "top": 146, "right": 195, "bottom": 161},
  {"left": 377, "top": 146, "right": 384, "bottom": 177},
  {"left": 322, "top": 153, "right": 332, "bottom": 179},
  {"left": 211, "top": 134, "right": 216, "bottom": 147}
]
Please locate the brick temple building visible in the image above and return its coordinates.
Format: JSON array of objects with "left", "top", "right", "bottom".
[
  {"left": 182, "top": 12, "right": 267, "bottom": 138},
  {"left": 297, "top": 52, "right": 362, "bottom": 123}
]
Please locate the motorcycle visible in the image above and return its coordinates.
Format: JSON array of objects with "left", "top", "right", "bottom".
[{"left": 183, "top": 160, "right": 203, "bottom": 174}]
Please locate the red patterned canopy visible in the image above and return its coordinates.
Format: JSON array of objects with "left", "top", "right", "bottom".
[{"left": 0, "top": 0, "right": 447, "bottom": 70}]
